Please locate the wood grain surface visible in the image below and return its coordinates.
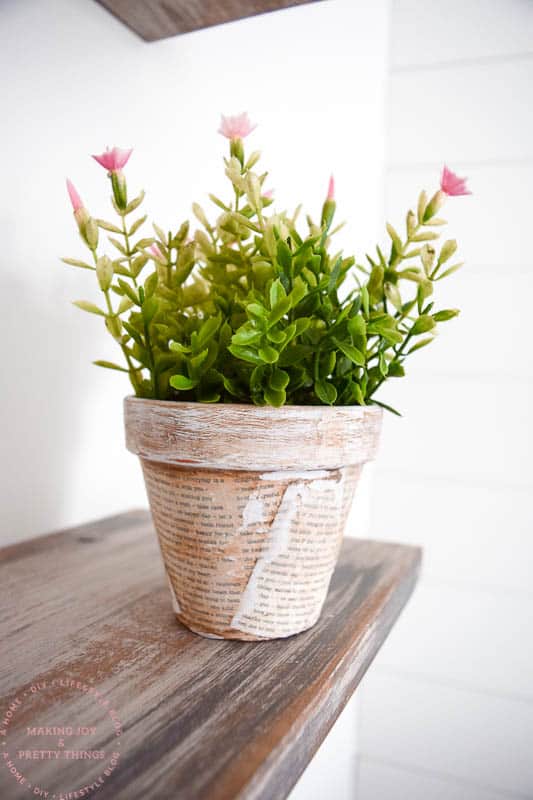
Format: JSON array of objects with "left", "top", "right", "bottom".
[
  {"left": 97, "top": 0, "right": 322, "bottom": 41},
  {"left": 0, "top": 510, "right": 420, "bottom": 800}
]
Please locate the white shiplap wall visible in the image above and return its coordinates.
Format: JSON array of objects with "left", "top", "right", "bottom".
[
  {"left": 0, "top": 0, "right": 388, "bottom": 546},
  {"left": 358, "top": 1, "right": 533, "bottom": 798}
]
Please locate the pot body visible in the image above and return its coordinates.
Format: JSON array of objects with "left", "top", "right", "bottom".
[{"left": 124, "top": 398, "right": 382, "bottom": 641}]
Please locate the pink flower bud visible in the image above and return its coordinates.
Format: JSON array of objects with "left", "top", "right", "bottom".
[
  {"left": 150, "top": 244, "right": 163, "bottom": 260},
  {"left": 218, "top": 113, "right": 257, "bottom": 140},
  {"left": 262, "top": 189, "right": 273, "bottom": 199},
  {"left": 327, "top": 175, "right": 335, "bottom": 201},
  {"left": 66, "top": 179, "right": 84, "bottom": 212},
  {"left": 92, "top": 146, "right": 133, "bottom": 173},
  {"left": 440, "top": 165, "right": 471, "bottom": 196}
]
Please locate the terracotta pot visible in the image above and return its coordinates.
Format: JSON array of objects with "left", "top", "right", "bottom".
[{"left": 124, "top": 398, "right": 382, "bottom": 641}]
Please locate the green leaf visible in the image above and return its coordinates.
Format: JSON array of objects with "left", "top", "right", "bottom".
[
  {"left": 197, "top": 316, "right": 221, "bottom": 349},
  {"left": 109, "top": 237, "right": 127, "bottom": 255},
  {"left": 437, "top": 239, "right": 457, "bottom": 265},
  {"left": 118, "top": 279, "right": 140, "bottom": 306},
  {"left": 386, "top": 222, "right": 403, "bottom": 254},
  {"left": 433, "top": 309, "right": 460, "bottom": 322},
  {"left": 142, "top": 296, "right": 158, "bottom": 325},
  {"left": 367, "top": 265, "right": 384, "bottom": 304},
  {"left": 122, "top": 321, "right": 144, "bottom": 347},
  {"left": 371, "top": 399, "right": 402, "bottom": 416},
  {"left": 412, "top": 231, "right": 439, "bottom": 242},
  {"left": 232, "top": 327, "right": 262, "bottom": 346},
  {"left": 93, "top": 360, "right": 129, "bottom": 373},
  {"left": 361, "top": 286, "right": 370, "bottom": 317},
  {"left": 270, "top": 368, "right": 290, "bottom": 391},
  {"left": 247, "top": 302, "right": 268, "bottom": 320},
  {"left": 408, "top": 336, "right": 434, "bottom": 354},
  {"left": 269, "top": 278, "right": 286, "bottom": 308},
  {"left": 266, "top": 327, "right": 286, "bottom": 344},
  {"left": 264, "top": 386, "right": 286, "bottom": 407},
  {"left": 276, "top": 239, "right": 292, "bottom": 273},
  {"left": 435, "top": 262, "right": 463, "bottom": 280},
  {"left": 96, "top": 219, "right": 122, "bottom": 234},
  {"left": 269, "top": 296, "right": 291, "bottom": 326},
  {"left": 411, "top": 314, "right": 436, "bottom": 335},
  {"left": 61, "top": 257, "right": 94, "bottom": 271},
  {"left": 294, "top": 317, "right": 310, "bottom": 336},
  {"left": 228, "top": 344, "right": 264, "bottom": 366},
  {"left": 258, "top": 345, "right": 279, "bottom": 364},
  {"left": 72, "top": 300, "right": 106, "bottom": 316},
  {"left": 332, "top": 338, "right": 365, "bottom": 367},
  {"left": 169, "top": 374, "right": 195, "bottom": 391},
  {"left": 314, "top": 380, "right": 337, "bottom": 405},
  {"left": 129, "top": 215, "right": 147, "bottom": 236},
  {"left": 125, "top": 191, "right": 145, "bottom": 215},
  {"left": 417, "top": 190, "right": 428, "bottom": 224},
  {"left": 388, "top": 361, "right": 405, "bottom": 377}
]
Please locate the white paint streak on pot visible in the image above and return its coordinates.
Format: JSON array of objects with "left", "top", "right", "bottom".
[{"left": 124, "top": 398, "right": 382, "bottom": 641}]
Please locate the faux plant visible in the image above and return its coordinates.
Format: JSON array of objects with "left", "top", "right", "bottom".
[{"left": 64, "top": 114, "right": 470, "bottom": 413}]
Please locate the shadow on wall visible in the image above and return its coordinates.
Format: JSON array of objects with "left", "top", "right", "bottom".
[{"left": 0, "top": 279, "right": 89, "bottom": 542}]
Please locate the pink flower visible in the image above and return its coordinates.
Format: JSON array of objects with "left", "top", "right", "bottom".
[
  {"left": 327, "top": 175, "right": 335, "bottom": 201},
  {"left": 262, "top": 189, "right": 273, "bottom": 199},
  {"left": 150, "top": 244, "right": 163, "bottom": 260},
  {"left": 92, "top": 146, "right": 133, "bottom": 173},
  {"left": 218, "top": 113, "right": 256, "bottom": 140},
  {"left": 440, "top": 165, "right": 471, "bottom": 196},
  {"left": 66, "top": 178, "right": 84, "bottom": 212}
]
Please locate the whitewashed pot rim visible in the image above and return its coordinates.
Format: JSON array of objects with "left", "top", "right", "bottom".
[{"left": 124, "top": 396, "right": 382, "bottom": 472}]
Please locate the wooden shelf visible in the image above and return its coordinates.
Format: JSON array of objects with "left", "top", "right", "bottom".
[
  {"left": 0, "top": 510, "right": 420, "bottom": 800},
  {"left": 96, "top": 0, "right": 322, "bottom": 42}
]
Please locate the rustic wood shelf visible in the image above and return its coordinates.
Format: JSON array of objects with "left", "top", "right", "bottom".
[
  {"left": 97, "top": 0, "right": 322, "bottom": 42},
  {"left": 0, "top": 510, "right": 420, "bottom": 800}
]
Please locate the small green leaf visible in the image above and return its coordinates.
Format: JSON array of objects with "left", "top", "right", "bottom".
[
  {"left": 228, "top": 345, "right": 264, "bottom": 365},
  {"left": 169, "top": 374, "right": 195, "bottom": 390},
  {"left": 276, "top": 239, "right": 292, "bottom": 273},
  {"left": 433, "top": 309, "right": 460, "bottom": 322},
  {"left": 118, "top": 279, "right": 140, "bottom": 306},
  {"left": 61, "top": 257, "right": 94, "bottom": 271},
  {"left": 269, "top": 278, "right": 286, "bottom": 308},
  {"left": 258, "top": 345, "right": 279, "bottom": 364},
  {"left": 232, "top": 327, "right": 262, "bottom": 346},
  {"left": 129, "top": 215, "right": 147, "bottom": 236},
  {"left": 93, "top": 360, "right": 129, "bottom": 373},
  {"left": 96, "top": 219, "right": 122, "bottom": 234},
  {"left": 314, "top": 380, "right": 337, "bottom": 405},
  {"left": 263, "top": 386, "right": 286, "bottom": 407},
  {"left": 269, "top": 296, "right": 291, "bottom": 326},
  {"left": 125, "top": 191, "right": 145, "bottom": 215},
  {"left": 437, "top": 239, "right": 457, "bottom": 265},
  {"left": 142, "top": 296, "right": 158, "bottom": 324},
  {"left": 411, "top": 314, "right": 436, "bottom": 335},
  {"left": 72, "top": 300, "right": 106, "bottom": 316},
  {"left": 408, "top": 336, "right": 434, "bottom": 354},
  {"left": 388, "top": 361, "right": 405, "bottom": 377},
  {"left": 332, "top": 338, "right": 365, "bottom": 367},
  {"left": 371, "top": 399, "right": 402, "bottom": 416},
  {"left": 270, "top": 368, "right": 290, "bottom": 391}
]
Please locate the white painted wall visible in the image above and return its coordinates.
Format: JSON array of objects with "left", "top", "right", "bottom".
[
  {"left": 358, "top": 1, "right": 533, "bottom": 798},
  {"left": 0, "top": 0, "right": 389, "bottom": 548}
]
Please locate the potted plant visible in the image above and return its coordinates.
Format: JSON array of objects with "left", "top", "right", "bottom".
[{"left": 63, "top": 113, "right": 470, "bottom": 640}]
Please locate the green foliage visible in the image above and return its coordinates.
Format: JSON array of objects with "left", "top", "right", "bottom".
[{"left": 63, "top": 142, "right": 464, "bottom": 411}]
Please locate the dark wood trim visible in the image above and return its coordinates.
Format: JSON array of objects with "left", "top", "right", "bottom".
[{"left": 96, "top": 0, "right": 324, "bottom": 41}]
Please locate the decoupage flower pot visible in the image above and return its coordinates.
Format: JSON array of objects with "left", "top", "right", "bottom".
[{"left": 124, "top": 398, "right": 382, "bottom": 641}]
